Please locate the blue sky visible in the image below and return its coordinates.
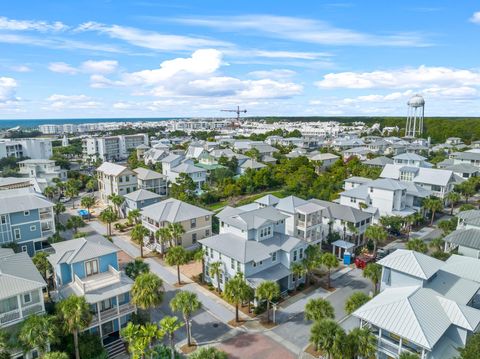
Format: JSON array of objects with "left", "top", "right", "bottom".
[{"left": 0, "top": 0, "right": 479, "bottom": 119}]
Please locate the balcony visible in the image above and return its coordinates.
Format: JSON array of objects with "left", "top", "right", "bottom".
[
  {"left": 0, "top": 302, "right": 44, "bottom": 326},
  {"left": 378, "top": 337, "right": 422, "bottom": 357},
  {"left": 22, "top": 303, "right": 43, "bottom": 317},
  {"left": 0, "top": 309, "right": 20, "bottom": 326},
  {"left": 73, "top": 265, "right": 122, "bottom": 294}
]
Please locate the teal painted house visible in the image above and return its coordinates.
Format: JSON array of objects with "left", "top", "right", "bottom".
[
  {"left": 48, "top": 235, "right": 136, "bottom": 352},
  {"left": 0, "top": 188, "right": 55, "bottom": 256}
]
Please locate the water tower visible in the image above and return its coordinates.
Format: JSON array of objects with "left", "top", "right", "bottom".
[{"left": 405, "top": 94, "right": 425, "bottom": 138}]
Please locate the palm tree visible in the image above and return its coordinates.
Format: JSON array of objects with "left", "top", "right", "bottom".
[
  {"left": 53, "top": 202, "right": 65, "bottom": 224},
  {"left": 345, "top": 327, "right": 377, "bottom": 359},
  {"left": 446, "top": 191, "right": 461, "bottom": 215},
  {"left": 304, "top": 298, "right": 335, "bottom": 322},
  {"left": 159, "top": 315, "right": 183, "bottom": 359},
  {"left": 125, "top": 258, "right": 150, "bottom": 280},
  {"left": 155, "top": 227, "right": 172, "bottom": 254},
  {"left": 86, "top": 179, "right": 96, "bottom": 193},
  {"left": 43, "top": 186, "right": 57, "bottom": 201},
  {"left": 108, "top": 194, "right": 124, "bottom": 216},
  {"left": 190, "top": 347, "right": 228, "bottom": 359},
  {"left": 127, "top": 209, "right": 141, "bottom": 225},
  {"left": 65, "top": 181, "right": 80, "bottom": 209},
  {"left": 256, "top": 280, "right": 280, "bottom": 323},
  {"left": 404, "top": 214, "right": 416, "bottom": 240},
  {"left": 209, "top": 261, "right": 223, "bottom": 293},
  {"left": 303, "top": 245, "right": 322, "bottom": 285},
  {"left": 99, "top": 206, "right": 117, "bottom": 236},
  {"left": 398, "top": 353, "right": 420, "bottom": 359},
  {"left": 363, "top": 263, "right": 382, "bottom": 295},
  {"left": 121, "top": 323, "right": 147, "bottom": 359},
  {"left": 0, "top": 329, "right": 10, "bottom": 359},
  {"left": 66, "top": 215, "right": 85, "bottom": 234},
  {"left": 422, "top": 196, "right": 444, "bottom": 226},
  {"left": 170, "top": 291, "right": 202, "bottom": 347},
  {"left": 131, "top": 224, "right": 149, "bottom": 258},
  {"left": 291, "top": 262, "right": 307, "bottom": 291},
  {"left": 193, "top": 248, "right": 207, "bottom": 283},
  {"left": 43, "top": 352, "right": 69, "bottom": 359},
  {"left": 224, "top": 272, "right": 250, "bottom": 323},
  {"left": 80, "top": 196, "right": 95, "bottom": 221},
  {"left": 131, "top": 272, "right": 164, "bottom": 314},
  {"left": 140, "top": 323, "right": 162, "bottom": 356},
  {"left": 165, "top": 246, "right": 188, "bottom": 285},
  {"left": 364, "top": 224, "right": 388, "bottom": 256},
  {"left": 319, "top": 252, "right": 339, "bottom": 289},
  {"left": 19, "top": 314, "right": 58, "bottom": 357},
  {"left": 168, "top": 222, "right": 185, "bottom": 246},
  {"left": 345, "top": 292, "right": 370, "bottom": 314},
  {"left": 56, "top": 296, "right": 92, "bottom": 359},
  {"left": 32, "top": 251, "right": 52, "bottom": 296},
  {"left": 310, "top": 319, "right": 345, "bottom": 358},
  {"left": 429, "top": 237, "right": 445, "bottom": 253},
  {"left": 406, "top": 238, "right": 428, "bottom": 253}
]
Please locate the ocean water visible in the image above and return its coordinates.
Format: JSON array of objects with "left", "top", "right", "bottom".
[{"left": 0, "top": 117, "right": 177, "bottom": 129}]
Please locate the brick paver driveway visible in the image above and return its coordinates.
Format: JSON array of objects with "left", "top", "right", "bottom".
[{"left": 218, "top": 333, "right": 296, "bottom": 359}]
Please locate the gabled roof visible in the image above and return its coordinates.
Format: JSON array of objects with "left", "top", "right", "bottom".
[
  {"left": 217, "top": 205, "right": 288, "bottom": 231},
  {"left": 394, "top": 153, "right": 427, "bottom": 161},
  {"left": 309, "top": 199, "right": 372, "bottom": 223},
  {"left": 239, "top": 159, "right": 266, "bottom": 169},
  {"left": 124, "top": 189, "right": 162, "bottom": 202},
  {"left": 363, "top": 156, "right": 394, "bottom": 166},
  {"left": 48, "top": 234, "right": 119, "bottom": 266},
  {"left": 141, "top": 198, "right": 213, "bottom": 222},
  {"left": 0, "top": 188, "right": 54, "bottom": 215},
  {"left": 377, "top": 249, "right": 443, "bottom": 280},
  {"left": 97, "top": 162, "right": 132, "bottom": 176},
  {"left": 457, "top": 209, "right": 480, "bottom": 221},
  {"left": 0, "top": 251, "right": 46, "bottom": 300},
  {"left": 171, "top": 161, "right": 206, "bottom": 174},
  {"left": 275, "top": 195, "right": 308, "bottom": 214},
  {"left": 443, "top": 254, "right": 480, "bottom": 283},
  {"left": 255, "top": 194, "right": 280, "bottom": 207},
  {"left": 133, "top": 167, "right": 165, "bottom": 180},
  {"left": 444, "top": 228, "right": 480, "bottom": 250},
  {"left": 444, "top": 163, "right": 480, "bottom": 174},
  {"left": 354, "top": 286, "right": 480, "bottom": 350},
  {"left": 309, "top": 153, "right": 340, "bottom": 161},
  {"left": 161, "top": 153, "right": 184, "bottom": 164}
]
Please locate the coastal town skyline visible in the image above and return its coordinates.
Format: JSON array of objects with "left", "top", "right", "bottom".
[{"left": 1, "top": 1, "right": 480, "bottom": 119}]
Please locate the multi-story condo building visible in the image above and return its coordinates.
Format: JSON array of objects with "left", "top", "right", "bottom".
[
  {"left": 48, "top": 235, "right": 136, "bottom": 355},
  {"left": 133, "top": 168, "right": 167, "bottom": 197},
  {"left": 200, "top": 205, "right": 308, "bottom": 293},
  {"left": 0, "top": 188, "right": 55, "bottom": 256},
  {"left": 0, "top": 138, "right": 53, "bottom": 159},
  {"left": 275, "top": 195, "right": 325, "bottom": 244},
  {"left": 0, "top": 248, "right": 47, "bottom": 359},
  {"left": 340, "top": 178, "right": 431, "bottom": 218},
  {"left": 97, "top": 162, "right": 137, "bottom": 204},
  {"left": 380, "top": 164, "right": 460, "bottom": 199},
  {"left": 353, "top": 249, "right": 480, "bottom": 359},
  {"left": 18, "top": 159, "right": 67, "bottom": 189},
  {"left": 141, "top": 198, "right": 213, "bottom": 253},
  {"left": 83, "top": 134, "right": 148, "bottom": 161}
]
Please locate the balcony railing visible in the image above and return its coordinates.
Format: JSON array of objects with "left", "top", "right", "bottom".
[
  {"left": 0, "top": 309, "right": 20, "bottom": 325},
  {"left": 22, "top": 304, "right": 43, "bottom": 317},
  {"left": 378, "top": 337, "right": 422, "bottom": 357}
]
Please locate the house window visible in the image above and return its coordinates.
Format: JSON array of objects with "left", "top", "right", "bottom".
[
  {"left": 272, "top": 251, "right": 277, "bottom": 262},
  {"left": 253, "top": 261, "right": 257, "bottom": 268},
  {"left": 259, "top": 261, "right": 263, "bottom": 266},
  {"left": 369, "top": 188, "right": 373, "bottom": 193},
  {"left": 205, "top": 229, "right": 210, "bottom": 236},
  {"left": 30, "top": 225, "right": 36, "bottom": 232},
  {"left": 231, "top": 258, "right": 235, "bottom": 269},
  {"left": 101, "top": 299, "right": 112, "bottom": 311},
  {"left": 293, "top": 250, "right": 297, "bottom": 261},
  {"left": 0, "top": 296, "right": 18, "bottom": 313},
  {"left": 24, "top": 211, "right": 30, "bottom": 216},
  {"left": 299, "top": 248, "right": 304, "bottom": 259},
  {"left": 0, "top": 215, "right": 6, "bottom": 224},
  {"left": 221, "top": 221, "right": 224, "bottom": 228},
  {"left": 85, "top": 259, "right": 99, "bottom": 277},
  {"left": 236, "top": 261, "right": 240, "bottom": 271},
  {"left": 14, "top": 229, "right": 21, "bottom": 240},
  {"left": 21, "top": 245, "right": 27, "bottom": 252},
  {"left": 205, "top": 215, "right": 210, "bottom": 221},
  {"left": 210, "top": 248, "right": 214, "bottom": 258},
  {"left": 191, "top": 218, "right": 197, "bottom": 228},
  {"left": 192, "top": 233, "right": 197, "bottom": 243},
  {"left": 23, "top": 293, "right": 32, "bottom": 304},
  {"left": 32, "top": 350, "right": 39, "bottom": 359}
]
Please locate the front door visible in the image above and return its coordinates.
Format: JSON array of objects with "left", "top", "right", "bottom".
[{"left": 101, "top": 320, "right": 114, "bottom": 338}]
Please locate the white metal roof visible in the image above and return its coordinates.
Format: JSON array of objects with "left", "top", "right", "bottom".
[
  {"left": 377, "top": 249, "right": 444, "bottom": 280},
  {"left": 141, "top": 198, "right": 213, "bottom": 222}
]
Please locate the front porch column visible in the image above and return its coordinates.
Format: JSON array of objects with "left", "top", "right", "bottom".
[
  {"left": 97, "top": 303, "right": 103, "bottom": 338},
  {"left": 398, "top": 337, "right": 403, "bottom": 355},
  {"left": 116, "top": 295, "right": 120, "bottom": 315}
]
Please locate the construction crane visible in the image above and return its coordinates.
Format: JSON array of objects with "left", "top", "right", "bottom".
[{"left": 221, "top": 106, "right": 247, "bottom": 122}]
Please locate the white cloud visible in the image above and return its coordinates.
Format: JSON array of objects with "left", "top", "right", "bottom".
[
  {"left": 175, "top": 15, "right": 430, "bottom": 47},
  {"left": 77, "top": 21, "right": 231, "bottom": 51},
  {"left": 10, "top": 65, "right": 31, "bottom": 72},
  {"left": 81, "top": 60, "right": 118, "bottom": 74},
  {"left": 91, "top": 49, "right": 303, "bottom": 100},
  {"left": 49, "top": 60, "right": 119, "bottom": 75},
  {"left": 248, "top": 69, "right": 296, "bottom": 79},
  {"left": 470, "top": 12, "right": 480, "bottom": 24},
  {"left": 239, "top": 50, "right": 331, "bottom": 60},
  {"left": 0, "top": 16, "right": 68, "bottom": 32},
  {"left": 0, "top": 77, "right": 18, "bottom": 103},
  {"left": 48, "top": 62, "right": 78, "bottom": 74},
  {"left": 46, "top": 94, "right": 101, "bottom": 109},
  {"left": 315, "top": 66, "right": 480, "bottom": 89}
]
